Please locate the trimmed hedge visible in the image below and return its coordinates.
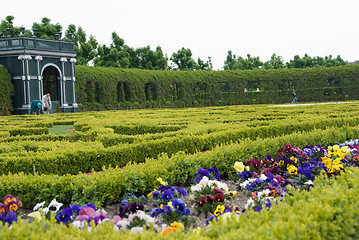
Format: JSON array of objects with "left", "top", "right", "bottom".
[
  {"left": 1, "top": 116, "right": 359, "bottom": 176},
  {"left": 75, "top": 64, "right": 359, "bottom": 110},
  {"left": 0, "top": 125, "right": 358, "bottom": 208},
  {"left": 0, "top": 66, "right": 13, "bottom": 112}
]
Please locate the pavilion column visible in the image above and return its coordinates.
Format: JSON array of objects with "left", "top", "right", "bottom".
[
  {"left": 60, "top": 57, "right": 68, "bottom": 106},
  {"left": 35, "top": 55, "right": 43, "bottom": 99},
  {"left": 17, "top": 54, "right": 32, "bottom": 105},
  {"left": 70, "top": 58, "right": 77, "bottom": 107}
]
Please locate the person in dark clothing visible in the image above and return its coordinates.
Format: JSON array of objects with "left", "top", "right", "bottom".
[
  {"left": 29, "top": 100, "right": 44, "bottom": 115},
  {"left": 291, "top": 90, "right": 298, "bottom": 104}
]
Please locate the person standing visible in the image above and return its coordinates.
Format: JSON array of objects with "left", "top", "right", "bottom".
[
  {"left": 291, "top": 90, "right": 298, "bottom": 104},
  {"left": 42, "top": 93, "right": 52, "bottom": 114}
]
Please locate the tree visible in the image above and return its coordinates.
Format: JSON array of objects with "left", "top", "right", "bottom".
[
  {"left": 263, "top": 54, "right": 285, "bottom": 69},
  {"left": 223, "top": 51, "right": 237, "bottom": 70},
  {"left": 170, "top": 48, "right": 197, "bottom": 70},
  {"left": 94, "top": 32, "right": 131, "bottom": 68},
  {"left": 32, "top": 17, "right": 62, "bottom": 39},
  {"left": 0, "top": 16, "right": 27, "bottom": 37},
  {"left": 129, "top": 46, "right": 168, "bottom": 70},
  {"left": 196, "top": 57, "right": 213, "bottom": 70},
  {"left": 64, "top": 25, "right": 98, "bottom": 65}
]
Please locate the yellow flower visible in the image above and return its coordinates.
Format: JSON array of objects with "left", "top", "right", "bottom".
[
  {"left": 333, "top": 158, "right": 341, "bottom": 165},
  {"left": 321, "top": 156, "right": 332, "bottom": 167},
  {"left": 287, "top": 165, "right": 297, "bottom": 175},
  {"left": 290, "top": 156, "right": 298, "bottom": 164},
  {"left": 333, "top": 145, "right": 340, "bottom": 151},
  {"left": 170, "top": 221, "right": 184, "bottom": 230},
  {"left": 157, "top": 178, "right": 167, "bottom": 186},
  {"left": 28, "top": 211, "right": 42, "bottom": 221},
  {"left": 227, "top": 191, "right": 237, "bottom": 197},
  {"left": 233, "top": 161, "right": 245, "bottom": 172},
  {"left": 168, "top": 201, "right": 173, "bottom": 208},
  {"left": 214, "top": 205, "right": 225, "bottom": 216}
]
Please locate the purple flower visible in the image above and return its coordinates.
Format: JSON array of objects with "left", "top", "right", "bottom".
[
  {"left": 129, "top": 202, "right": 144, "bottom": 212},
  {"left": 195, "top": 168, "right": 210, "bottom": 183},
  {"left": 177, "top": 187, "right": 188, "bottom": 197},
  {"left": 265, "top": 198, "right": 272, "bottom": 209},
  {"left": 121, "top": 200, "right": 128, "bottom": 206},
  {"left": 150, "top": 207, "right": 163, "bottom": 218},
  {"left": 238, "top": 171, "right": 252, "bottom": 180},
  {"left": 56, "top": 207, "right": 73, "bottom": 224},
  {"left": 69, "top": 204, "right": 80, "bottom": 213},
  {"left": 93, "top": 215, "right": 106, "bottom": 225},
  {"left": 161, "top": 189, "right": 174, "bottom": 201},
  {"left": 152, "top": 191, "right": 160, "bottom": 200},
  {"left": 205, "top": 215, "right": 217, "bottom": 225},
  {"left": 209, "top": 166, "right": 221, "bottom": 181},
  {"left": 162, "top": 205, "right": 173, "bottom": 215},
  {"left": 2, "top": 211, "right": 17, "bottom": 225},
  {"left": 254, "top": 205, "right": 262, "bottom": 212},
  {"left": 172, "top": 198, "right": 190, "bottom": 216}
]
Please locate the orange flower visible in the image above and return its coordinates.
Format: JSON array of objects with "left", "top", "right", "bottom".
[
  {"left": 162, "top": 227, "right": 177, "bottom": 236},
  {"left": 7, "top": 201, "right": 19, "bottom": 212},
  {"left": 267, "top": 190, "right": 276, "bottom": 197}
]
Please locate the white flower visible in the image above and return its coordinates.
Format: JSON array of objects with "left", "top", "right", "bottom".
[
  {"left": 191, "top": 176, "right": 209, "bottom": 192},
  {"left": 304, "top": 180, "right": 314, "bottom": 185},
  {"left": 244, "top": 198, "right": 254, "bottom": 209},
  {"left": 72, "top": 221, "right": 84, "bottom": 229},
  {"left": 260, "top": 174, "right": 267, "bottom": 181},
  {"left": 33, "top": 201, "right": 46, "bottom": 211},
  {"left": 46, "top": 199, "right": 63, "bottom": 213},
  {"left": 131, "top": 227, "right": 144, "bottom": 234}
]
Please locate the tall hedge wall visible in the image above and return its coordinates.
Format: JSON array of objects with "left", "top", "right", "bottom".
[
  {"left": 0, "top": 66, "right": 13, "bottom": 112},
  {"left": 75, "top": 64, "right": 359, "bottom": 110}
]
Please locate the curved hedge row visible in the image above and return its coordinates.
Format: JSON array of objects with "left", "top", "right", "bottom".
[
  {"left": 0, "top": 125, "right": 358, "bottom": 208},
  {"left": 1, "top": 116, "right": 359, "bottom": 176},
  {"left": 75, "top": 64, "right": 359, "bottom": 110}
]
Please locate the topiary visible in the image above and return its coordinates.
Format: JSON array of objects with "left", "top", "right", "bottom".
[
  {"left": 1, "top": 102, "right": 10, "bottom": 116},
  {"left": 55, "top": 103, "right": 61, "bottom": 113}
]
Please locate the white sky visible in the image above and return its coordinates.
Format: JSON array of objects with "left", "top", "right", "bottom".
[{"left": 2, "top": 0, "right": 358, "bottom": 70}]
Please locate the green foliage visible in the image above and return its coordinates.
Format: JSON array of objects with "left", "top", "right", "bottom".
[
  {"left": 64, "top": 25, "right": 98, "bottom": 65},
  {"left": 0, "top": 67, "right": 14, "bottom": 112},
  {"left": 74, "top": 64, "right": 359, "bottom": 110},
  {"left": 32, "top": 17, "right": 62, "bottom": 39}
]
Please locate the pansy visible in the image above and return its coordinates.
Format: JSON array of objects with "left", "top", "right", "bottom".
[
  {"left": 157, "top": 178, "right": 167, "bottom": 186},
  {"left": 161, "top": 189, "right": 174, "bottom": 201},
  {"left": 0, "top": 203, "right": 8, "bottom": 215},
  {"left": 3, "top": 195, "right": 16, "bottom": 205},
  {"left": 176, "top": 187, "right": 188, "bottom": 197},
  {"left": 233, "top": 161, "right": 246, "bottom": 172},
  {"left": 43, "top": 199, "right": 63, "bottom": 214},
  {"left": 172, "top": 198, "right": 190, "bottom": 216},
  {"left": 7, "top": 201, "right": 19, "bottom": 212},
  {"left": 55, "top": 207, "right": 73, "bottom": 224},
  {"left": 33, "top": 201, "right": 46, "bottom": 211},
  {"left": 28, "top": 211, "right": 42, "bottom": 221},
  {"left": 2, "top": 211, "right": 17, "bottom": 225},
  {"left": 287, "top": 165, "right": 297, "bottom": 175},
  {"left": 213, "top": 205, "right": 225, "bottom": 216}
]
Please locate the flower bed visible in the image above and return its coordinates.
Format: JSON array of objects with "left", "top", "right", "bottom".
[{"left": 1, "top": 139, "right": 359, "bottom": 238}]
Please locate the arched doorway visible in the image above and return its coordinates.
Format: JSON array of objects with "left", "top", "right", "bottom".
[{"left": 42, "top": 65, "right": 60, "bottom": 101}]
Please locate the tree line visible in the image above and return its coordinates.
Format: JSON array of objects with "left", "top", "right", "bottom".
[{"left": 0, "top": 16, "right": 349, "bottom": 71}]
